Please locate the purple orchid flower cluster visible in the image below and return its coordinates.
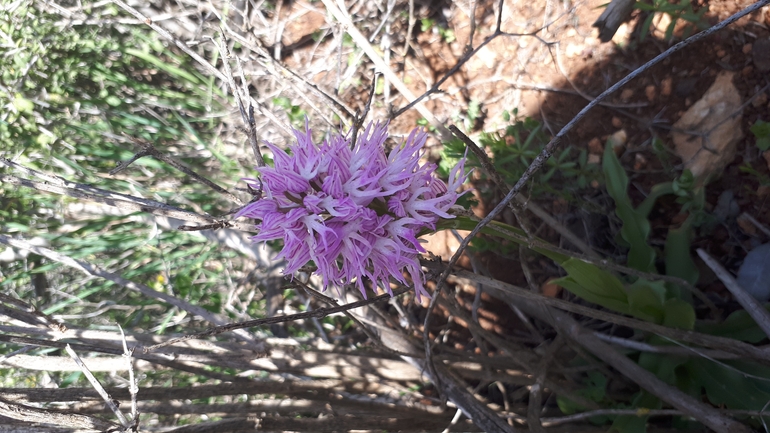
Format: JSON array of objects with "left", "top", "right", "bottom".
[{"left": 237, "top": 122, "right": 467, "bottom": 300}]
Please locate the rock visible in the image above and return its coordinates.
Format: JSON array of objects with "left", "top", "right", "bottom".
[
  {"left": 593, "top": 0, "right": 635, "bottom": 43},
  {"left": 661, "top": 77, "right": 673, "bottom": 97},
  {"left": 588, "top": 137, "right": 603, "bottom": 154},
  {"left": 651, "top": 12, "right": 673, "bottom": 39},
  {"left": 612, "top": 116, "right": 623, "bottom": 128},
  {"left": 620, "top": 88, "right": 634, "bottom": 101},
  {"left": 743, "top": 43, "right": 753, "bottom": 54},
  {"left": 645, "top": 84, "right": 656, "bottom": 102},
  {"left": 608, "top": 129, "right": 627, "bottom": 154},
  {"left": 541, "top": 278, "right": 562, "bottom": 297},
  {"left": 671, "top": 71, "right": 744, "bottom": 183},
  {"left": 737, "top": 243, "right": 770, "bottom": 302},
  {"left": 633, "top": 153, "right": 647, "bottom": 170},
  {"left": 742, "top": 66, "right": 754, "bottom": 77},
  {"left": 565, "top": 43, "right": 583, "bottom": 58},
  {"left": 612, "top": 23, "right": 633, "bottom": 47},
  {"left": 753, "top": 38, "right": 770, "bottom": 72}
]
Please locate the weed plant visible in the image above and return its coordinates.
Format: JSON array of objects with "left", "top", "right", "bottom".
[{"left": 0, "top": 3, "right": 258, "bottom": 388}]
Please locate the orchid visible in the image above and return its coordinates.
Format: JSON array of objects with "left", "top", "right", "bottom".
[{"left": 236, "top": 122, "right": 467, "bottom": 300}]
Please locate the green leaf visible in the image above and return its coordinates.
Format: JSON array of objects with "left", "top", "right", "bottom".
[
  {"left": 603, "top": 142, "right": 656, "bottom": 272},
  {"left": 637, "top": 182, "right": 674, "bottom": 218},
  {"left": 552, "top": 258, "right": 630, "bottom": 313},
  {"left": 758, "top": 136, "right": 770, "bottom": 151},
  {"left": 750, "top": 119, "right": 770, "bottom": 139},
  {"left": 627, "top": 280, "right": 666, "bottom": 323},
  {"left": 697, "top": 306, "right": 770, "bottom": 343},
  {"left": 13, "top": 94, "right": 34, "bottom": 113},
  {"left": 688, "top": 359, "right": 770, "bottom": 410},
  {"left": 664, "top": 216, "right": 699, "bottom": 287},
  {"left": 662, "top": 299, "right": 695, "bottom": 330}
]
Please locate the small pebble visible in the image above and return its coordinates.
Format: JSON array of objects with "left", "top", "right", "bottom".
[
  {"left": 742, "top": 66, "right": 754, "bottom": 77},
  {"left": 645, "top": 84, "right": 656, "bottom": 102},
  {"left": 612, "top": 116, "right": 623, "bottom": 128},
  {"left": 588, "top": 137, "right": 603, "bottom": 154},
  {"left": 633, "top": 153, "right": 647, "bottom": 170},
  {"left": 661, "top": 77, "right": 673, "bottom": 96},
  {"left": 743, "top": 43, "right": 753, "bottom": 54},
  {"left": 620, "top": 89, "right": 634, "bottom": 101}
]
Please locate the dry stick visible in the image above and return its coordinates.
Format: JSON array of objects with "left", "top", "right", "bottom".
[
  {"left": 0, "top": 294, "right": 60, "bottom": 331},
  {"left": 425, "top": 0, "right": 770, "bottom": 386},
  {"left": 539, "top": 408, "right": 770, "bottom": 427},
  {"left": 217, "top": 31, "right": 267, "bottom": 167},
  {"left": 0, "top": 397, "right": 119, "bottom": 431},
  {"left": 145, "top": 288, "right": 409, "bottom": 351},
  {"left": 294, "top": 281, "right": 417, "bottom": 358},
  {"left": 0, "top": 173, "right": 254, "bottom": 232},
  {"left": 473, "top": 273, "right": 751, "bottom": 432},
  {"left": 527, "top": 335, "right": 562, "bottom": 433},
  {"left": 550, "top": 313, "right": 751, "bottom": 433},
  {"left": 425, "top": 261, "right": 770, "bottom": 365},
  {"left": 0, "top": 333, "right": 256, "bottom": 384},
  {"left": 111, "top": 140, "right": 243, "bottom": 205},
  {"left": 431, "top": 361, "right": 517, "bottom": 433},
  {"left": 110, "top": 0, "right": 226, "bottom": 82},
  {"left": 64, "top": 344, "right": 130, "bottom": 428},
  {"left": 217, "top": 24, "right": 356, "bottom": 124},
  {"left": 349, "top": 73, "right": 379, "bottom": 149},
  {"left": 742, "top": 212, "right": 770, "bottom": 238},
  {"left": 402, "top": 0, "right": 415, "bottom": 58},
  {"left": 0, "top": 235, "right": 263, "bottom": 350},
  {"left": 436, "top": 295, "right": 603, "bottom": 411},
  {"left": 118, "top": 325, "right": 140, "bottom": 429},
  {"left": 317, "top": 0, "right": 451, "bottom": 139},
  {"left": 593, "top": 332, "right": 741, "bottom": 359},
  {"left": 698, "top": 248, "right": 770, "bottom": 340}
]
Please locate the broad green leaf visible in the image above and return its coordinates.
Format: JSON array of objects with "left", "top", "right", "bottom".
[
  {"left": 603, "top": 142, "right": 656, "bottom": 272},
  {"left": 664, "top": 217, "right": 699, "bottom": 288},
  {"left": 552, "top": 258, "right": 630, "bottom": 313},
  {"left": 697, "top": 306, "right": 770, "bottom": 343},
  {"left": 627, "top": 280, "right": 666, "bottom": 323},
  {"left": 662, "top": 299, "right": 695, "bottom": 330},
  {"left": 688, "top": 359, "right": 770, "bottom": 410}
]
